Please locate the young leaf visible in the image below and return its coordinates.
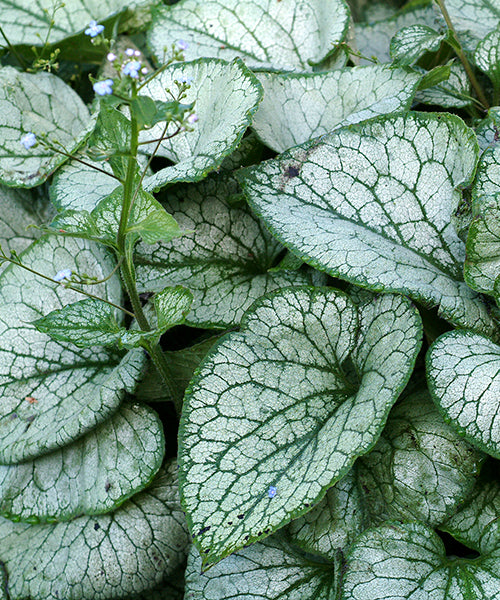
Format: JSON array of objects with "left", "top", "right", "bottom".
[
  {"left": 148, "top": 0, "right": 350, "bottom": 71},
  {"left": 154, "top": 285, "right": 193, "bottom": 331},
  {"left": 427, "top": 330, "right": 500, "bottom": 459},
  {"left": 88, "top": 103, "right": 131, "bottom": 180},
  {"left": 185, "top": 537, "right": 340, "bottom": 599},
  {"left": 357, "top": 390, "right": 484, "bottom": 528},
  {"left": 0, "top": 67, "right": 92, "bottom": 188},
  {"left": 0, "top": 235, "right": 146, "bottom": 463},
  {"left": 390, "top": 24, "right": 445, "bottom": 65},
  {"left": 0, "top": 403, "right": 164, "bottom": 523},
  {"left": 342, "top": 520, "right": 500, "bottom": 600},
  {"left": 0, "top": 462, "right": 190, "bottom": 600},
  {"left": 251, "top": 65, "right": 421, "bottom": 153},
  {"left": 0, "top": 0, "right": 151, "bottom": 46},
  {"left": 32, "top": 298, "right": 158, "bottom": 349},
  {"left": 135, "top": 175, "right": 314, "bottom": 328},
  {"left": 179, "top": 287, "right": 421, "bottom": 566},
  {"left": 51, "top": 185, "right": 185, "bottom": 249},
  {"left": 139, "top": 58, "right": 263, "bottom": 191},
  {"left": 239, "top": 111, "right": 497, "bottom": 337},
  {"left": 415, "top": 62, "right": 472, "bottom": 108}
]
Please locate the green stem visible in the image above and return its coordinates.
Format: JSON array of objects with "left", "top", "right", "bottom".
[
  {"left": 435, "top": 0, "right": 490, "bottom": 109},
  {"left": 145, "top": 342, "right": 181, "bottom": 413},
  {"left": 0, "top": 26, "right": 28, "bottom": 68}
]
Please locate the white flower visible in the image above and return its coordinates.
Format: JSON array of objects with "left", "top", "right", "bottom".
[
  {"left": 107, "top": 52, "right": 117, "bottom": 62},
  {"left": 141, "top": 67, "right": 148, "bottom": 75},
  {"left": 93, "top": 79, "right": 114, "bottom": 96},
  {"left": 187, "top": 113, "right": 199, "bottom": 125},
  {"left": 20, "top": 132, "right": 37, "bottom": 149},
  {"left": 125, "top": 48, "right": 135, "bottom": 57},
  {"left": 54, "top": 269, "right": 72, "bottom": 282},
  {"left": 84, "top": 20, "right": 104, "bottom": 37}
]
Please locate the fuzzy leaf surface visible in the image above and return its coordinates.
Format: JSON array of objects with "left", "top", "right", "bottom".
[
  {"left": 0, "top": 403, "right": 164, "bottom": 523},
  {"left": 0, "top": 68, "right": 91, "bottom": 188},
  {"left": 442, "top": 0, "right": 500, "bottom": 52},
  {"left": 240, "top": 112, "right": 496, "bottom": 336},
  {"left": 0, "top": 463, "right": 190, "bottom": 600},
  {"left": 139, "top": 58, "right": 262, "bottom": 191},
  {"left": 0, "top": 235, "right": 145, "bottom": 463},
  {"left": 252, "top": 65, "right": 421, "bottom": 153},
  {"left": 427, "top": 330, "right": 500, "bottom": 458},
  {"left": 390, "top": 25, "right": 445, "bottom": 65},
  {"left": 148, "top": 0, "right": 349, "bottom": 71},
  {"left": 180, "top": 286, "right": 421, "bottom": 566}
]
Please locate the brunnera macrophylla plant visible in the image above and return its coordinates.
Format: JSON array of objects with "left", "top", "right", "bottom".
[{"left": 1, "top": 0, "right": 500, "bottom": 598}]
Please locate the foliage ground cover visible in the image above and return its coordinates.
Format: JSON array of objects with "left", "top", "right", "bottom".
[{"left": 1, "top": 0, "right": 500, "bottom": 598}]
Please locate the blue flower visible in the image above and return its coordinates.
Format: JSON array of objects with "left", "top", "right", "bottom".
[
  {"left": 177, "top": 40, "right": 189, "bottom": 50},
  {"left": 122, "top": 60, "right": 142, "bottom": 79},
  {"left": 54, "top": 269, "right": 72, "bottom": 282},
  {"left": 93, "top": 79, "right": 114, "bottom": 96},
  {"left": 20, "top": 132, "right": 37, "bottom": 149},
  {"left": 268, "top": 486, "right": 277, "bottom": 498},
  {"left": 85, "top": 20, "right": 104, "bottom": 37}
]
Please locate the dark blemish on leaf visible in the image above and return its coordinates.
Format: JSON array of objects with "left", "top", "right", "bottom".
[
  {"left": 304, "top": 503, "right": 310, "bottom": 508},
  {"left": 105, "top": 481, "right": 111, "bottom": 492},
  {"left": 197, "top": 526, "right": 211, "bottom": 535},
  {"left": 25, "top": 396, "right": 37, "bottom": 404},
  {"left": 228, "top": 521, "right": 233, "bottom": 526},
  {"left": 244, "top": 535, "right": 249, "bottom": 540},
  {"left": 237, "top": 514, "right": 244, "bottom": 520},
  {"left": 265, "top": 528, "right": 271, "bottom": 533},
  {"left": 94, "top": 523, "right": 100, "bottom": 531},
  {"left": 204, "top": 549, "right": 210, "bottom": 554},
  {"left": 284, "top": 165, "right": 300, "bottom": 179}
]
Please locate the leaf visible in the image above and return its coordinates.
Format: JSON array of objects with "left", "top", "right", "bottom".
[
  {"left": 51, "top": 185, "right": 185, "bottom": 249},
  {"left": 138, "top": 58, "right": 262, "bottom": 191},
  {"left": 442, "top": 460, "right": 500, "bottom": 551},
  {"left": 285, "top": 468, "right": 367, "bottom": 561},
  {"left": 88, "top": 103, "right": 131, "bottom": 180},
  {"left": 154, "top": 285, "right": 193, "bottom": 331},
  {"left": 417, "top": 63, "right": 452, "bottom": 91},
  {"left": 147, "top": 0, "right": 350, "bottom": 72},
  {"left": 32, "top": 298, "right": 158, "bottom": 349},
  {"left": 239, "top": 111, "right": 497, "bottom": 337},
  {"left": 0, "top": 462, "right": 190, "bottom": 600},
  {"left": 354, "top": 1, "right": 439, "bottom": 64},
  {"left": 131, "top": 95, "right": 158, "bottom": 131},
  {"left": 390, "top": 24, "right": 445, "bottom": 65},
  {"left": 0, "top": 234, "right": 146, "bottom": 463},
  {"left": 0, "top": 185, "right": 53, "bottom": 270},
  {"left": 440, "top": 0, "right": 500, "bottom": 53},
  {"left": 251, "top": 65, "right": 421, "bottom": 153},
  {"left": 0, "top": 0, "right": 151, "bottom": 46},
  {"left": 465, "top": 147, "right": 500, "bottom": 296},
  {"left": 179, "top": 287, "right": 421, "bottom": 566},
  {"left": 0, "top": 403, "right": 164, "bottom": 523},
  {"left": 357, "top": 390, "right": 484, "bottom": 528},
  {"left": 341, "top": 520, "right": 500, "bottom": 600},
  {"left": 185, "top": 537, "right": 340, "bottom": 599},
  {"left": 427, "top": 330, "right": 500, "bottom": 459},
  {"left": 0, "top": 67, "right": 92, "bottom": 188},
  {"left": 475, "top": 106, "right": 500, "bottom": 153},
  {"left": 474, "top": 29, "right": 500, "bottom": 91},
  {"left": 415, "top": 62, "right": 472, "bottom": 108},
  {"left": 135, "top": 175, "right": 314, "bottom": 328}
]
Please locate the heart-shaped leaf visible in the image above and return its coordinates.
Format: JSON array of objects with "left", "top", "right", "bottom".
[
  {"left": 138, "top": 58, "right": 262, "bottom": 191},
  {"left": 440, "top": 0, "right": 500, "bottom": 53},
  {"left": 415, "top": 62, "right": 471, "bottom": 108},
  {"left": 475, "top": 30, "right": 500, "bottom": 91},
  {"left": 251, "top": 65, "right": 421, "bottom": 153},
  {"left": 147, "top": 0, "right": 350, "bottom": 71},
  {"left": 0, "top": 462, "right": 190, "bottom": 600},
  {"left": 0, "top": 403, "right": 164, "bottom": 523},
  {"left": 179, "top": 286, "right": 421, "bottom": 566},
  {"left": 0, "top": 67, "right": 92, "bottom": 188},
  {"left": 0, "top": 234, "right": 145, "bottom": 463},
  {"left": 357, "top": 389, "right": 484, "bottom": 527},
  {"left": 135, "top": 175, "right": 314, "bottom": 328},
  {"left": 239, "top": 112, "right": 497, "bottom": 336},
  {"left": 390, "top": 24, "right": 445, "bottom": 65},
  {"left": 185, "top": 536, "right": 340, "bottom": 599},
  {"left": 342, "top": 520, "right": 500, "bottom": 600},
  {"left": 427, "top": 330, "right": 500, "bottom": 458}
]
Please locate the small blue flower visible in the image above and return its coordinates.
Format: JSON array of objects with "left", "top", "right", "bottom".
[
  {"left": 122, "top": 60, "right": 142, "bottom": 79},
  {"left": 93, "top": 79, "right": 114, "bottom": 96},
  {"left": 85, "top": 20, "right": 104, "bottom": 37},
  {"left": 20, "top": 132, "right": 37, "bottom": 149},
  {"left": 54, "top": 269, "right": 72, "bottom": 282},
  {"left": 268, "top": 486, "right": 277, "bottom": 498},
  {"left": 177, "top": 39, "right": 189, "bottom": 51},
  {"left": 187, "top": 113, "right": 199, "bottom": 125}
]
